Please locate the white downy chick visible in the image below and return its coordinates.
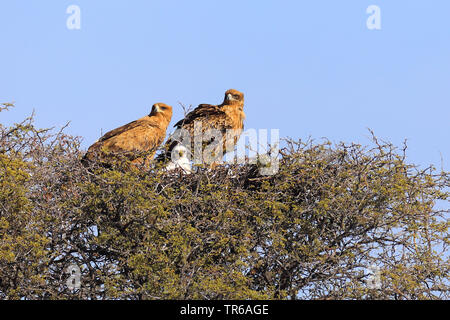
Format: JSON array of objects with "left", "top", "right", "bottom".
[{"left": 165, "top": 144, "right": 192, "bottom": 174}]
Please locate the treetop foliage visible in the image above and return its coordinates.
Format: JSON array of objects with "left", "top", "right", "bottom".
[{"left": 0, "top": 103, "right": 448, "bottom": 299}]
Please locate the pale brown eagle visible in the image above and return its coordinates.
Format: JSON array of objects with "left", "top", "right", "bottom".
[
  {"left": 83, "top": 103, "right": 173, "bottom": 167},
  {"left": 160, "top": 89, "right": 245, "bottom": 165}
]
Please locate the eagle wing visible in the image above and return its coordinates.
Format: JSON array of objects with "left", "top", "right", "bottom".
[
  {"left": 97, "top": 119, "right": 143, "bottom": 143},
  {"left": 85, "top": 117, "right": 165, "bottom": 162},
  {"left": 159, "top": 102, "right": 244, "bottom": 162},
  {"left": 174, "top": 104, "right": 226, "bottom": 129}
]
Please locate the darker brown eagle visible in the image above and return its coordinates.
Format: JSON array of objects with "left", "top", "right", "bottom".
[
  {"left": 83, "top": 103, "right": 173, "bottom": 167},
  {"left": 160, "top": 89, "right": 245, "bottom": 164}
]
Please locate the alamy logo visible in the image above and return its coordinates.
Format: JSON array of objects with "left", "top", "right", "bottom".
[
  {"left": 367, "top": 5, "right": 381, "bottom": 30},
  {"left": 66, "top": 264, "right": 81, "bottom": 290},
  {"left": 366, "top": 264, "right": 381, "bottom": 289},
  {"left": 66, "top": 5, "right": 81, "bottom": 30},
  {"left": 168, "top": 124, "right": 280, "bottom": 176}
]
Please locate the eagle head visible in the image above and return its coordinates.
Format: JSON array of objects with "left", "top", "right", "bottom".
[
  {"left": 224, "top": 89, "right": 244, "bottom": 106},
  {"left": 151, "top": 103, "right": 173, "bottom": 120}
]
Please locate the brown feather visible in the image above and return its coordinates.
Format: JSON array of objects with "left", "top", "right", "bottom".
[
  {"left": 162, "top": 89, "right": 245, "bottom": 162},
  {"left": 83, "top": 103, "right": 173, "bottom": 167}
]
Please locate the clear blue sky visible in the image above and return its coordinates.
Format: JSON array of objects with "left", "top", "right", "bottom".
[{"left": 1, "top": 0, "right": 449, "bottom": 170}]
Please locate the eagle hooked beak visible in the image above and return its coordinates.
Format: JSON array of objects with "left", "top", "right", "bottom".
[
  {"left": 154, "top": 104, "right": 162, "bottom": 113},
  {"left": 227, "top": 93, "right": 234, "bottom": 101}
]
